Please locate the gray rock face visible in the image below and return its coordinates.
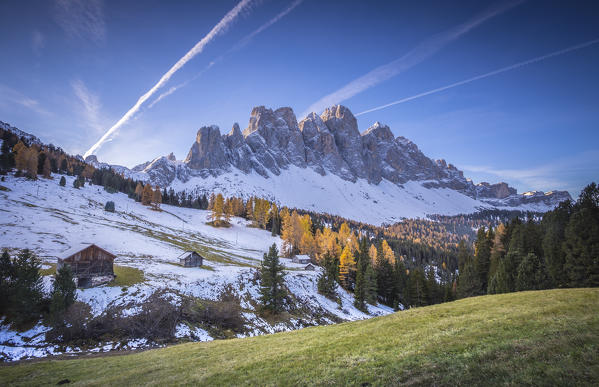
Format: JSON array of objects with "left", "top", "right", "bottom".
[
  {"left": 141, "top": 156, "right": 177, "bottom": 187},
  {"left": 475, "top": 182, "right": 516, "bottom": 199},
  {"left": 320, "top": 105, "right": 368, "bottom": 180},
  {"left": 139, "top": 104, "right": 571, "bottom": 211},
  {"left": 299, "top": 113, "right": 353, "bottom": 179},
  {"left": 184, "top": 125, "right": 230, "bottom": 173},
  {"left": 243, "top": 106, "right": 306, "bottom": 174}
]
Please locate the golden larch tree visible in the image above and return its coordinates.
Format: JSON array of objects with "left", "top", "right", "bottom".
[
  {"left": 134, "top": 182, "right": 144, "bottom": 201},
  {"left": 338, "top": 245, "right": 356, "bottom": 289},
  {"left": 141, "top": 184, "right": 154, "bottom": 205},
  {"left": 369, "top": 244, "right": 378, "bottom": 266},
  {"left": 381, "top": 239, "right": 395, "bottom": 265},
  {"left": 152, "top": 186, "right": 162, "bottom": 209},
  {"left": 212, "top": 193, "right": 225, "bottom": 224},
  {"left": 338, "top": 222, "right": 351, "bottom": 248},
  {"left": 42, "top": 156, "right": 52, "bottom": 178}
]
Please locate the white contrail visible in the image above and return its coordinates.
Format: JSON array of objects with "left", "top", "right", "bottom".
[
  {"left": 230, "top": 0, "right": 303, "bottom": 52},
  {"left": 356, "top": 38, "right": 599, "bottom": 116},
  {"left": 84, "top": 0, "right": 256, "bottom": 158},
  {"left": 148, "top": 0, "right": 304, "bottom": 110},
  {"left": 148, "top": 61, "right": 217, "bottom": 109},
  {"left": 301, "top": 0, "right": 524, "bottom": 118}
]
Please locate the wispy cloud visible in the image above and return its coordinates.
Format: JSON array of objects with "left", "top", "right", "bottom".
[
  {"left": 84, "top": 0, "right": 258, "bottom": 158},
  {"left": 148, "top": 0, "right": 304, "bottom": 110},
  {"left": 71, "top": 79, "right": 104, "bottom": 134},
  {"left": 53, "top": 0, "right": 105, "bottom": 44},
  {"left": 302, "top": 0, "right": 524, "bottom": 117},
  {"left": 31, "top": 30, "right": 45, "bottom": 55},
  {"left": 461, "top": 150, "right": 599, "bottom": 195},
  {"left": 356, "top": 38, "right": 599, "bottom": 116},
  {"left": 0, "top": 84, "right": 52, "bottom": 116}
]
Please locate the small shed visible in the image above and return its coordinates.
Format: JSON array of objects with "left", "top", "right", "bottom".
[
  {"left": 304, "top": 263, "right": 316, "bottom": 271},
  {"left": 292, "top": 254, "right": 311, "bottom": 264},
  {"left": 57, "top": 243, "right": 116, "bottom": 288},
  {"left": 178, "top": 251, "right": 204, "bottom": 267}
]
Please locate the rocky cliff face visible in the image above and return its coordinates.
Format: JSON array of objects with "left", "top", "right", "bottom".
[{"left": 128, "top": 104, "right": 571, "bottom": 215}]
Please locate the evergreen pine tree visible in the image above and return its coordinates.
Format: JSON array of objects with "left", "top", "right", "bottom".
[
  {"left": 0, "top": 250, "right": 13, "bottom": 313},
  {"left": 488, "top": 249, "right": 521, "bottom": 294},
  {"left": 49, "top": 265, "right": 77, "bottom": 323},
  {"left": 9, "top": 250, "right": 43, "bottom": 325},
  {"left": 457, "top": 241, "right": 482, "bottom": 299},
  {"left": 515, "top": 252, "right": 549, "bottom": 291},
  {"left": 364, "top": 264, "right": 377, "bottom": 305},
  {"left": 541, "top": 201, "right": 571, "bottom": 287},
  {"left": 353, "top": 264, "right": 366, "bottom": 310},
  {"left": 259, "top": 243, "right": 286, "bottom": 314},
  {"left": 393, "top": 260, "right": 409, "bottom": 308},
  {"left": 375, "top": 241, "right": 395, "bottom": 305},
  {"left": 317, "top": 251, "right": 338, "bottom": 300},
  {"left": 408, "top": 268, "right": 427, "bottom": 307},
  {"left": 474, "top": 227, "right": 493, "bottom": 293},
  {"left": 488, "top": 223, "right": 507, "bottom": 283},
  {"left": 270, "top": 204, "right": 280, "bottom": 236},
  {"left": 425, "top": 267, "right": 439, "bottom": 305}
]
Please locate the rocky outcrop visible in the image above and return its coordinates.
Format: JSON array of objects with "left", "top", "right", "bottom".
[
  {"left": 299, "top": 113, "right": 353, "bottom": 179},
  {"left": 242, "top": 106, "right": 306, "bottom": 175},
  {"left": 475, "top": 182, "right": 516, "bottom": 199},
  {"left": 320, "top": 105, "right": 368, "bottom": 180},
  {"left": 184, "top": 125, "right": 230, "bottom": 172}
]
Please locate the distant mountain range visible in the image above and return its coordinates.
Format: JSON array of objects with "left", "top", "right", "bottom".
[{"left": 2, "top": 104, "right": 572, "bottom": 225}]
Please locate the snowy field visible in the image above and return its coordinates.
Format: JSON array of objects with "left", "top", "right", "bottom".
[
  {"left": 0, "top": 174, "right": 393, "bottom": 361},
  {"left": 168, "top": 166, "right": 557, "bottom": 225},
  {"left": 171, "top": 166, "right": 487, "bottom": 225}
]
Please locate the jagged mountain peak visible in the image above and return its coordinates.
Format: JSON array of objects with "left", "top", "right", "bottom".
[
  {"left": 362, "top": 121, "right": 394, "bottom": 142},
  {"left": 170, "top": 105, "right": 569, "bottom": 211},
  {"left": 29, "top": 102, "right": 567, "bottom": 224}
]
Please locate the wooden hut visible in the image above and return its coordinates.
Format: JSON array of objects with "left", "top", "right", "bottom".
[
  {"left": 57, "top": 243, "right": 116, "bottom": 288},
  {"left": 292, "top": 254, "right": 311, "bottom": 264},
  {"left": 178, "top": 251, "right": 204, "bottom": 267},
  {"left": 304, "top": 263, "right": 316, "bottom": 271}
]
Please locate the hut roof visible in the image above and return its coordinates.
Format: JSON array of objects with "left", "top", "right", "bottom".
[
  {"left": 176, "top": 250, "right": 201, "bottom": 259},
  {"left": 60, "top": 243, "right": 116, "bottom": 260}
]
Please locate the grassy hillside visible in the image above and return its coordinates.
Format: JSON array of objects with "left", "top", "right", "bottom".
[{"left": 1, "top": 288, "right": 598, "bottom": 386}]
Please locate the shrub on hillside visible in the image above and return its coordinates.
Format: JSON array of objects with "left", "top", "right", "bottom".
[
  {"left": 47, "top": 291, "right": 181, "bottom": 344},
  {"left": 105, "top": 201, "right": 115, "bottom": 213},
  {"left": 182, "top": 285, "right": 243, "bottom": 331}
]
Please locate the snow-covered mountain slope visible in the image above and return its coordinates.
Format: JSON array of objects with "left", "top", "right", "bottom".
[
  {"left": 84, "top": 104, "right": 569, "bottom": 225},
  {"left": 0, "top": 174, "right": 392, "bottom": 361},
  {"left": 0, "top": 121, "right": 41, "bottom": 145}
]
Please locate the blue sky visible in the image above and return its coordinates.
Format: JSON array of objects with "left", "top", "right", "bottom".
[{"left": 0, "top": 0, "right": 598, "bottom": 196}]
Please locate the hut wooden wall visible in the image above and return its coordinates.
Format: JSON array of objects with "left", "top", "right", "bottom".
[{"left": 61, "top": 245, "right": 115, "bottom": 277}]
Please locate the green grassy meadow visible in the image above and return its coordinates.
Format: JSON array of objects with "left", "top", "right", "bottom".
[{"left": 1, "top": 288, "right": 597, "bottom": 386}]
